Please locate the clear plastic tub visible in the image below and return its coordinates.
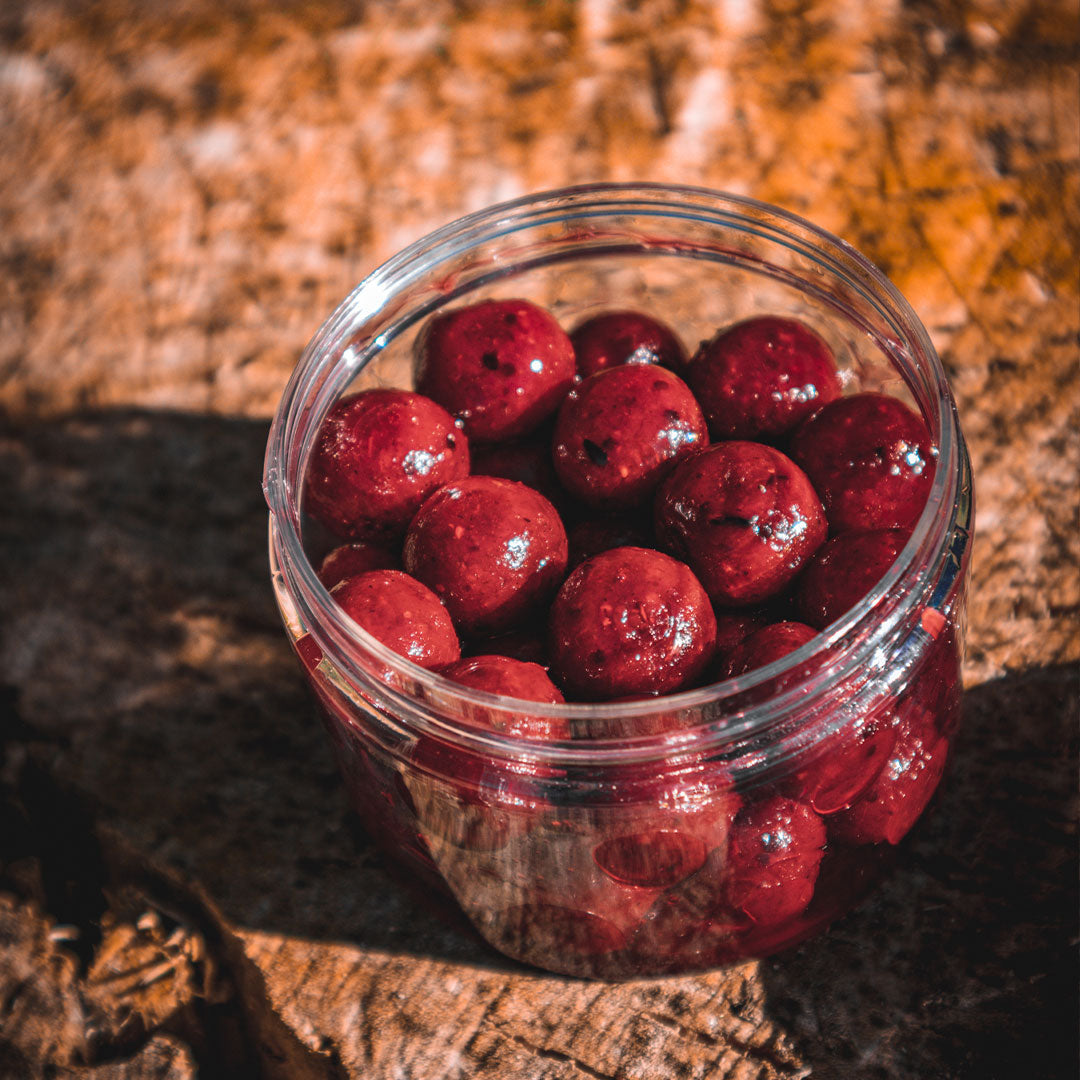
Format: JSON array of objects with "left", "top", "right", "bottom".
[{"left": 263, "top": 184, "right": 973, "bottom": 978}]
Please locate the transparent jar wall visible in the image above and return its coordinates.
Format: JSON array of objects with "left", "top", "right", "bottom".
[
  {"left": 267, "top": 187, "right": 973, "bottom": 978},
  {"left": 282, "top": 547, "right": 968, "bottom": 978},
  {"left": 334, "top": 249, "right": 912, "bottom": 398}
]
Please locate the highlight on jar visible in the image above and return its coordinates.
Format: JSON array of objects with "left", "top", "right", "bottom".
[{"left": 263, "top": 184, "right": 973, "bottom": 979}]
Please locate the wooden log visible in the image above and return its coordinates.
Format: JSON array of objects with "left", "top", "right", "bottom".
[{"left": 0, "top": 0, "right": 1076, "bottom": 1076}]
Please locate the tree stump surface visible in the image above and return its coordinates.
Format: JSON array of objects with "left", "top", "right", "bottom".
[{"left": 1, "top": 2, "right": 1077, "bottom": 1077}]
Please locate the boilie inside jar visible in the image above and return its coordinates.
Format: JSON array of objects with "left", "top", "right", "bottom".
[
  {"left": 277, "top": 227, "right": 966, "bottom": 978},
  {"left": 298, "top": 248, "right": 929, "bottom": 567}
]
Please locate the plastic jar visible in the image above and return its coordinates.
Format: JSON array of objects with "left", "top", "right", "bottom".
[{"left": 263, "top": 184, "right": 973, "bottom": 978}]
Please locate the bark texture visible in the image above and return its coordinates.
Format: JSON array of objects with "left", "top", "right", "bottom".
[{"left": 1, "top": 0, "right": 1077, "bottom": 1076}]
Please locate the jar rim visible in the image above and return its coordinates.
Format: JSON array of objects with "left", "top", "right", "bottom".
[{"left": 264, "top": 182, "right": 968, "bottom": 762}]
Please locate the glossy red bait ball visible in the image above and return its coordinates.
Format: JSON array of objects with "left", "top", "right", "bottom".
[
  {"left": 548, "top": 546, "right": 717, "bottom": 700},
  {"left": 404, "top": 655, "right": 569, "bottom": 850},
  {"left": 330, "top": 570, "right": 460, "bottom": 677},
  {"left": 404, "top": 733, "right": 559, "bottom": 854},
  {"left": 655, "top": 441, "right": 827, "bottom": 608},
  {"left": 317, "top": 541, "right": 399, "bottom": 590},
  {"left": 796, "top": 528, "right": 909, "bottom": 629},
  {"left": 552, "top": 365, "right": 708, "bottom": 509},
  {"left": 589, "top": 760, "right": 740, "bottom": 891},
  {"left": 712, "top": 610, "right": 770, "bottom": 662},
  {"left": 789, "top": 392, "right": 936, "bottom": 533},
  {"left": 403, "top": 476, "right": 568, "bottom": 636},
  {"left": 304, "top": 389, "right": 469, "bottom": 541},
  {"left": 570, "top": 309, "right": 688, "bottom": 377},
  {"left": 686, "top": 315, "right": 841, "bottom": 441},
  {"left": 722, "top": 620, "right": 818, "bottom": 678},
  {"left": 438, "top": 655, "right": 566, "bottom": 711},
  {"left": 725, "top": 796, "right": 826, "bottom": 925},
  {"left": 414, "top": 298, "right": 576, "bottom": 443},
  {"left": 783, "top": 714, "right": 898, "bottom": 816},
  {"left": 830, "top": 711, "right": 949, "bottom": 846}
]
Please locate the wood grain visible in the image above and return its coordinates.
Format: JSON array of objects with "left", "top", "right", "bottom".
[{"left": 1, "top": 1, "right": 1077, "bottom": 1076}]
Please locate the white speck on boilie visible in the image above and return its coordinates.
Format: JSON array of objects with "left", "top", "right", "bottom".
[
  {"left": 504, "top": 534, "right": 529, "bottom": 570},
  {"left": 402, "top": 449, "right": 436, "bottom": 476}
]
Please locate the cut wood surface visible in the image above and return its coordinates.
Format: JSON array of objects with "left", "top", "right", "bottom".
[{"left": 1, "top": 1, "right": 1077, "bottom": 1077}]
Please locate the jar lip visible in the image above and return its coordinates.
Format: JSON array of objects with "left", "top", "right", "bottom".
[{"left": 264, "top": 182, "right": 966, "bottom": 759}]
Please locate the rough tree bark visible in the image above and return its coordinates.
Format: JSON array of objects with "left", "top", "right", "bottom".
[{"left": 1, "top": 1, "right": 1077, "bottom": 1077}]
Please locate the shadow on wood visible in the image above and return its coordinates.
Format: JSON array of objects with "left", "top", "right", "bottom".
[
  {"left": 0, "top": 408, "right": 500, "bottom": 969},
  {"left": 2, "top": 410, "right": 1077, "bottom": 1078},
  {"left": 758, "top": 663, "right": 1079, "bottom": 1080}
]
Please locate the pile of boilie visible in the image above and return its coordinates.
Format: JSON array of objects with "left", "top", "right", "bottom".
[
  {"left": 293, "top": 299, "right": 957, "bottom": 970},
  {"left": 303, "top": 299, "right": 936, "bottom": 705}
]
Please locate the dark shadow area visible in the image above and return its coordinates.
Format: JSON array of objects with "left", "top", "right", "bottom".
[
  {"left": 0, "top": 407, "right": 507, "bottom": 971},
  {"left": 759, "top": 664, "right": 1079, "bottom": 1080},
  {"left": 2, "top": 408, "right": 1078, "bottom": 1072}
]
